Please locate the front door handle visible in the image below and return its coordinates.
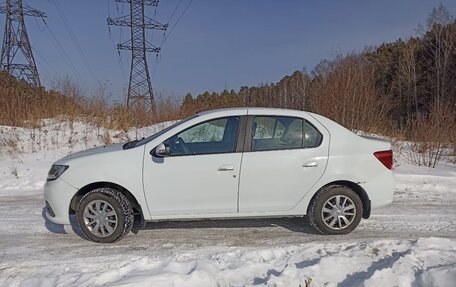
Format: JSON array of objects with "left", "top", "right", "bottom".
[
  {"left": 303, "top": 161, "right": 318, "bottom": 167},
  {"left": 218, "top": 165, "right": 234, "bottom": 171}
]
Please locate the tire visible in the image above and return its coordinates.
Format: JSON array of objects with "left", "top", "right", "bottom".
[
  {"left": 77, "top": 187, "right": 133, "bottom": 243},
  {"left": 307, "top": 185, "right": 363, "bottom": 235}
]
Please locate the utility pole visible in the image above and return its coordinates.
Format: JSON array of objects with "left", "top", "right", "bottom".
[
  {"left": 0, "top": 0, "right": 46, "bottom": 87},
  {"left": 108, "top": 0, "right": 167, "bottom": 112}
]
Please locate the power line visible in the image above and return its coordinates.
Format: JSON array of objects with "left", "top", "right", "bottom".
[
  {"left": 41, "top": 18, "right": 87, "bottom": 89},
  {"left": 167, "top": 0, "right": 184, "bottom": 25},
  {"left": 159, "top": 0, "right": 193, "bottom": 49},
  {"left": 107, "top": 0, "right": 127, "bottom": 91},
  {"left": 154, "top": 0, "right": 185, "bottom": 60},
  {"left": 152, "top": 0, "right": 192, "bottom": 79},
  {"left": 114, "top": 0, "right": 128, "bottom": 80},
  {"left": 49, "top": 0, "right": 98, "bottom": 85},
  {"left": 33, "top": 46, "right": 59, "bottom": 80},
  {"left": 31, "top": 17, "right": 60, "bottom": 80},
  {"left": 29, "top": 9, "right": 87, "bottom": 89}
]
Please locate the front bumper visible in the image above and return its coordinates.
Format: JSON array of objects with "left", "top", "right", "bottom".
[{"left": 44, "top": 178, "right": 78, "bottom": 225}]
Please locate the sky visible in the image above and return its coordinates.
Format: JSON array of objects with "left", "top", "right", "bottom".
[{"left": 16, "top": 0, "right": 456, "bottom": 103}]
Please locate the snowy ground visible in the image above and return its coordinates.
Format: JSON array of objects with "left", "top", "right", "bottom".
[{"left": 0, "top": 121, "right": 455, "bottom": 286}]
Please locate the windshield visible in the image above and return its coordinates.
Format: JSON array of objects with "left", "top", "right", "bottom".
[{"left": 131, "top": 114, "right": 199, "bottom": 148}]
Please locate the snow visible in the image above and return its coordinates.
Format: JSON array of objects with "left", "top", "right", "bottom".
[{"left": 1, "top": 120, "right": 456, "bottom": 286}]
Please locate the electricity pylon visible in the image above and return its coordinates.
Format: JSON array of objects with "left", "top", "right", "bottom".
[
  {"left": 0, "top": 0, "right": 46, "bottom": 86},
  {"left": 108, "top": 0, "right": 167, "bottom": 112}
]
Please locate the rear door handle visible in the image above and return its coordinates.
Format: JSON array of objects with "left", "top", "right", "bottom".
[
  {"left": 303, "top": 161, "right": 318, "bottom": 167},
  {"left": 218, "top": 165, "right": 234, "bottom": 171}
]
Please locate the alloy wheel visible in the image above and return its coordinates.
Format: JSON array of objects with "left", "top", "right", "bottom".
[
  {"left": 321, "top": 195, "right": 356, "bottom": 230},
  {"left": 83, "top": 199, "right": 118, "bottom": 237}
]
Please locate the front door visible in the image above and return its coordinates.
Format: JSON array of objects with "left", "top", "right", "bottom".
[{"left": 143, "top": 116, "right": 243, "bottom": 216}]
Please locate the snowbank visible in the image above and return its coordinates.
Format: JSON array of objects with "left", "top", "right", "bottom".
[
  {"left": 1, "top": 120, "right": 455, "bottom": 287},
  {"left": 2, "top": 238, "right": 455, "bottom": 286}
]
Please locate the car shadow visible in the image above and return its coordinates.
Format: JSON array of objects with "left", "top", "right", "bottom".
[
  {"left": 41, "top": 207, "right": 85, "bottom": 238},
  {"left": 142, "top": 216, "right": 321, "bottom": 235},
  {"left": 42, "top": 207, "right": 320, "bottom": 239},
  {"left": 42, "top": 207, "right": 66, "bottom": 234}
]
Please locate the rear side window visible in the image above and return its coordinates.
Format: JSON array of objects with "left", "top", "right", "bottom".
[
  {"left": 252, "top": 116, "right": 303, "bottom": 151},
  {"left": 253, "top": 117, "right": 285, "bottom": 139},
  {"left": 251, "top": 116, "right": 322, "bottom": 151}
]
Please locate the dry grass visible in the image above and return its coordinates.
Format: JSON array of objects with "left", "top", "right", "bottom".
[
  {"left": 1, "top": 69, "right": 455, "bottom": 167},
  {"left": 0, "top": 73, "right": 182, "bottom": 130},
  {"left": 308, "top": 55, "right": 394, "bottom": 134},
  {"left": 404, "top": 105, "right": 455, "bottom": 167}
]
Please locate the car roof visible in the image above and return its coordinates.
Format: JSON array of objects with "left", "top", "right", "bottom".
[
  {"left": 196, "top": 107, "right": 247, "bottom": 116},
  {"left": 197, "top": 107, "right": 308, "bottom": 117}
]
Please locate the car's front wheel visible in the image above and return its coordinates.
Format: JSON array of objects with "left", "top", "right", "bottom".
[
  {"left": 307, "top": 185, "right": 363, "bottom": 235},
  {"left": 77, "top": 187, "right": 133, "bottom": 243}
]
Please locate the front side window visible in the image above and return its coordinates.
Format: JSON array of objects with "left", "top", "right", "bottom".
[
  {"left": 252, "top": 116, "right": 303, "bottom": 151},
  {"left": 134, "top": 114, "right": 199, "bottom": 148},
  {"left": 166, "top": 117, "right": 239, "bottom": 156}
]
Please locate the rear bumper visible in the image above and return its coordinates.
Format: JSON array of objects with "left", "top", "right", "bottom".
[
  {"left": 44, "top": 178, "right": 78, "bottom": 225},
  {"left": 360, "top": 170, "right": 395, "bottom": 209}
]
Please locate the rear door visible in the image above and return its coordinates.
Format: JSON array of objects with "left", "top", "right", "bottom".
[{"left": 239, "top": 115, "right": 329, "bottom": 213}]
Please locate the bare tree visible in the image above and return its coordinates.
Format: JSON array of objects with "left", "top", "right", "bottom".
[
  {"left": 422, "top": 4, "right": 455, "bottom": 109},
  {"left": 396, "top": 39, "right": 420, "bottom": 121}
]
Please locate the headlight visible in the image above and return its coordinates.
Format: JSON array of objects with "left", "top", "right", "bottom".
[{"left": 47, "top": 165, "right": 69, "bottom": 181}]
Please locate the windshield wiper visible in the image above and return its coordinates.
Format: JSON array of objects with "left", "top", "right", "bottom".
[{"left": 122, "top": 140, "right": 139, "bottom": 150}]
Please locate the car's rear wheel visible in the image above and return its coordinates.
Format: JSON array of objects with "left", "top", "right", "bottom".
[
  {"left": 77, "top": 187, "right": 133, "bottom": 243},
  {"left": 307, "top": 185, "right": 363, "bottom": 235}
]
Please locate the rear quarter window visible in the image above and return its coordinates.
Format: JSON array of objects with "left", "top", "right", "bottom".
[{"left": 304, "top": 120, "right": 322, "bottom": 148}]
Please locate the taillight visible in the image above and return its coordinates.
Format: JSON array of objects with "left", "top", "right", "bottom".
[{"left": 374, "top": 150, "right": 393, "bottom": 170}]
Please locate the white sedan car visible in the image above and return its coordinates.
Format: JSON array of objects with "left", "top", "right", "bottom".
[{"left": 44, "top": 108, "right": 394, "bottom": 243}]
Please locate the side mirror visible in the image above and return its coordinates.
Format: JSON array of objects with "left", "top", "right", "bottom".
[{"left": 155, "top": 142, "right": 170, "bottom": 157}]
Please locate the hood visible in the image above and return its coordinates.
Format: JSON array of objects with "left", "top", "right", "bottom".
[{"left": 56, "top": 143, "right": 125, "bottom": 163}]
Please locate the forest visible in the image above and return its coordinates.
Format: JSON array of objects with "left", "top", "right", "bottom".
[{"left": 1, "top": 5, "right": 455, "bottom": 167}]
